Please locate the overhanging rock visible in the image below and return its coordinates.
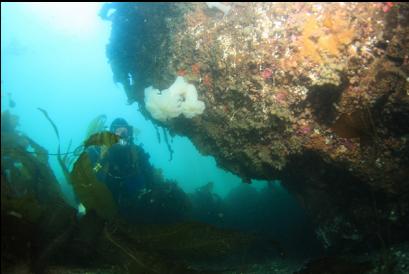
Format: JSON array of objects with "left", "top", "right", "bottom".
[{"left": 104, "top": 3, "right": 409, "bottom": 250}]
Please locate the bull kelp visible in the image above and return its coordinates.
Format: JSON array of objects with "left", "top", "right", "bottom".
[
  {"left": 1, "top": 111, "right": 76, "bottom": 273},
  {"left": 2, "top": 111, "right": 289, "bottom": 273}
]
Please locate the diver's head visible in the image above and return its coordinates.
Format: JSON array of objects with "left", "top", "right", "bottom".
[{"left": 110, "top": 118, "right": 133, "bottom": 145}]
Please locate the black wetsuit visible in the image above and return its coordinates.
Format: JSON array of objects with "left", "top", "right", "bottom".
[{"left": 88, "top": 143, "right": 146, "bottom": 209}]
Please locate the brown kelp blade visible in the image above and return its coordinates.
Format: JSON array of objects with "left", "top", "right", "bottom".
[
  {"left": 37, "top": 107, "right": 73, "bottom": 184},
  {"left": 37, "top": 107, "right": 60, "bottom": 141},
  {"left": 84, "top": 131, "right": 120, "bottom": 148},
  {"left": 69, "top": 130, "right": 122, "bottom": 220},
  {"left": 70, "top": 152, "right": 117, "bottom": 220},
  {"left": 37, "top": 109, "right": 118, "bottom": 220}
]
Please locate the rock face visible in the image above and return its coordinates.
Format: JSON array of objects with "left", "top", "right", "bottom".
[{"left": 104, "top": 3, "right": 409, "bottom": 251}]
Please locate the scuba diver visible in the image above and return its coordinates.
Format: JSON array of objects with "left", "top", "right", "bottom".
[{"left": 87, "top": 118, "right": 147, "bottom": 213}]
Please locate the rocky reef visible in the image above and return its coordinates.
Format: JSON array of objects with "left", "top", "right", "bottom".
[{"left": 104, "top": 3, "right": 409, "bottom": 252}]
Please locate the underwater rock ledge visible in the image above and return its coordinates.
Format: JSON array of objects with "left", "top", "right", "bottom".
[{"left": 105, "top": 3, "right": 409, "bottom": 251}]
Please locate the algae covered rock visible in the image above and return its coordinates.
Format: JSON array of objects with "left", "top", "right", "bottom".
[{"left": 105, "top": 3, "right": 409, "bottom": 250}]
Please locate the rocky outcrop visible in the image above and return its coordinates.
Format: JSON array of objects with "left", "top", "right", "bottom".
[{"left": 104, "top": 2, "right": 409, "bottom": 251}]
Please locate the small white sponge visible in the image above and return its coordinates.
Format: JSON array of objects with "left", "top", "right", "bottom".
[{"left": 144, "top": 76, "right": 205, "bottom": 122}]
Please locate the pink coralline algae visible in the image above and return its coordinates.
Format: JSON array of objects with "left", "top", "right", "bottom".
[
  {"left": 383, "top": 2, "right": 394, "bottom": 12},
  {"left": 339, "top": 138, "right": 357, "bottom": 150},
  {"left": 274, "top": 91, "right": 288, "bottom": 104},
  {"left": 261, "top": 68, "right": 273, "bottom": 79},
  {"left": 297, "top": 125, "right": 312, "bottom": 135},
  {"left": 378, "top": 2, "right": 394, "bottom": 13}
]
